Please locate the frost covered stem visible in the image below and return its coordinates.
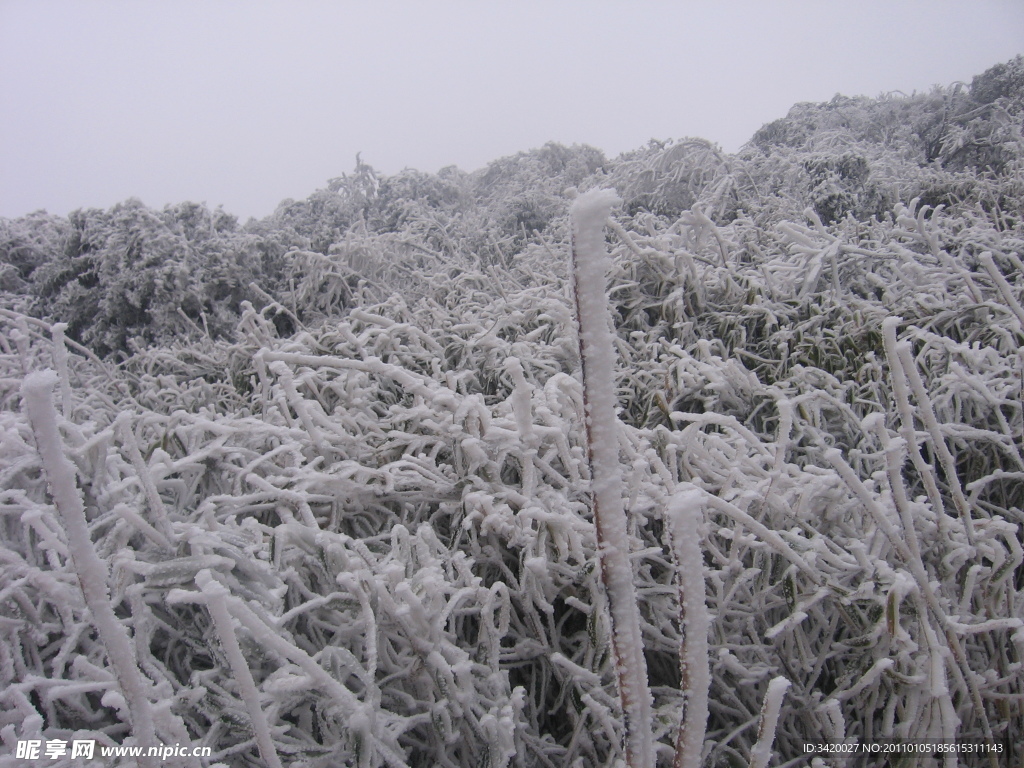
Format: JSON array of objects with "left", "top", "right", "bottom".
[
  {"left": 196, "top": 571, "right": 284, "bottom": 768},
  {"left": 22, "top": 370, "right": 157, "bottom": 762},
  {"left": 667, "top": 487, "right": 710, "bottom": 768},
  {"left": 570, "top": 189, "right": 655, "bottom": 768},
  {"left": 748, "top": 676, "right": 790, "bottom": 768}
]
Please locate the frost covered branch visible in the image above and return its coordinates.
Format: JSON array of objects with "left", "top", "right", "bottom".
[
  {"left": 570, "top": 188, "right": 654, "bottom": 768},
  {"left": 21, "top": 370, "right": 158, "bottom": 765}
]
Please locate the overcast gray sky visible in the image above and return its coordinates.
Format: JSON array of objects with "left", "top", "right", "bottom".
[{"left": 2, "top": 1, "right": 1022, "bottom": 222}]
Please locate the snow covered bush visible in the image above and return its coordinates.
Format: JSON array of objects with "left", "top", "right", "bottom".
[{"left": 23, "top": 200, "right": 270, "bottom": 357}]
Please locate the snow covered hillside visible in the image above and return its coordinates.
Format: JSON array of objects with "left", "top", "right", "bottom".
[{"left": 1, "top": 57, "right": 1022, "bottom": 767}]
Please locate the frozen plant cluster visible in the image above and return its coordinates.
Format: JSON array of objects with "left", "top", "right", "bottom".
[{"left": 1, "top": 57, "right": 1023, "bottom": 767}]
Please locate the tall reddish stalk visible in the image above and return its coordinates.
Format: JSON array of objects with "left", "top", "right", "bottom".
[{"left": 570, "top": 189, "right": 654, "bottom": 768}]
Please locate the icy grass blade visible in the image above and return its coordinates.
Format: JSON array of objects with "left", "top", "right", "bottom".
[
  {"left": 195, "top": 570, "right": 284, "bottom": 768},
  {"left": 978, "top": 251, "right": 1024, "bottom": 329},
  {"left": 882, "top": 317, "right": 975, "bottom": 542},
  {"left": 747, "top": 676, "right": 790, "bottom": 768},
  {"left": 21, "top": 369, "right": 158, "bottom": 765},
  {"left": 50, "top": 323, "right": 73, "bottom": 418},
  {"left": 569, "top": 188, "right": 654, "bottom": 768},
  {"left": 666, "top": 486, "right": 710, "bottom": 768},
  {"left": 115, "top": 412, "right": 176, "bottom": 547}
]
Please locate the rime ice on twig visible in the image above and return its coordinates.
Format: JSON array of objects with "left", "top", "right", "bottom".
[
  {"left": 748, "top": 676, "right": 791, "bottom": 768},
  {"left": 21, "top": 370, "right": 158, "bottom": 764},
  {"left": 666, "top": 485, "right": 710, "bottom": 768},
  {"left": 570, "top": 188, "right": 654, "bottom": 768},
  {"left": 196, "top": 570, "right": 284, "bottom": 768}
]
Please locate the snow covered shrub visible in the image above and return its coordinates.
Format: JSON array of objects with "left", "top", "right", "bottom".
[
  {"left": 25, "top": 200, "right": 268, "bottom": 356},
  {"left": 970, "top": 55, "right": 1024, "bottom": 118},
  {"left": 368, "top": 167, "right": 470, "bottom": 238},
  {"left": 0, "top": 211, "right": 70, "bottom": 293},
  {"left": 609, "top": 139, "right": 733, "bottom": 221},
  {"left": 738, "top": 58, "right": 1024, "bottom": 233},
  {"left": 466, "top": 143, "right": 606, "bottom": 261},
  {"left": 803, "top": 152, "right": 891, "bottom": 223}
]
